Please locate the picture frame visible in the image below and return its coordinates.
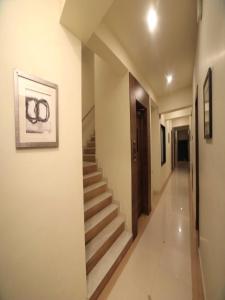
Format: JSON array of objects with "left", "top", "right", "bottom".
[
  {"left": 160, "top": 124, "right": 166, "bottom": 165},
  {"left": 197, "top": 0, "right": 203, "bottom": 23},
  {"left": 203, "top": 68, "right": 212, "bottom": 139},
  {"left": 14, "top": 70, "right": 58, "bottom": 148}
]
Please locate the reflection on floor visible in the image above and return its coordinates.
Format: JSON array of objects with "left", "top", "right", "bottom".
[{"left": 99, "top": 167, "right": 192, "bottom": 300}]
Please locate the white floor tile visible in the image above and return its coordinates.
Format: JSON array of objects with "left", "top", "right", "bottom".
[{"left": 104, "top": 167, "right": 192, "bottom": 300}]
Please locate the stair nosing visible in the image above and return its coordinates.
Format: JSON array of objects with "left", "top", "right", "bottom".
[
  {"left": 83, "top": 171, "right": 102, "bottom": 180},
  {"left": 85, "top": 215, "right": 125, "bottom": 262},
  {"left": 83, "top": 162, "right": 97, "bottom": 167},
  {"left": 84, "top": 192, "right": 112, "bottom": 212},
  {"left": 84, "top": 181, "right": 107, "bottom": 194},
  {"left": 87, "top": 231, "right": 132, "bottom": 299},
  {"left": 85, "top": 204, "right": 118, "bottom": 233}
]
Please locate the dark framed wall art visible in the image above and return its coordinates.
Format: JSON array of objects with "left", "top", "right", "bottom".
[
  {"left": 160, "top": 124, "right": 166, "bottom": 165},
  {"left": 14, "top": 70, "right": 58, "bottom": 148},
  {"left": 203, "top": 68, "right": 212, "bottom": 139}
]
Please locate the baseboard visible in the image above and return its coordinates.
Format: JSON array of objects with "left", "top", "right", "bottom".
[{"left": 198, "top": 249, "right": 207, "bottom": 300}]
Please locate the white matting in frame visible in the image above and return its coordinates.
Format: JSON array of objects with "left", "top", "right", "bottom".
[{"left": 14, "top": 70, "right": 58, "bottom": 148}]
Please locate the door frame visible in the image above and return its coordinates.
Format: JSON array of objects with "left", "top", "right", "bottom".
[
  {"left": 195, "top": 87, "right": 200, "bottom": 241},
  {"left": 129, "top": 73, "right": 151, "bottom": 239}
]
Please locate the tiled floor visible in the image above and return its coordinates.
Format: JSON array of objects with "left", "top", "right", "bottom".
[{"left": 99, "top": 167, "right": 192, "bottom": 300}]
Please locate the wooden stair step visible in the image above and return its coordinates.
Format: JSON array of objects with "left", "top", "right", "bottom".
[
  {"left": 85, "top": 204, "right": 118, "bottom": 243},
  {"left": 88, "top": 141, "right": 95, "bottom": 147},
  {"left": 87, "top": 231, "right": 133, "bottom": 300},
  {"left": 84, "top": 147, "right": 96, "bottom": 154},
  {"left": 83, "top": 162, "right": 97, "bottom": 175},
  {"left": 86, "top": 215, "right": 125, "bottom": 274},
  {"left": 84, "top": 181, "right": 107, "bottom": 202},
  {"left": 84, "top": 191, "right": 112, "bottom": 220},
  {"left": 83, "top": 171, "right": 102, "bottom": 188},
  {"left": 83, "top": 154, "right": 96, "bottom": 162}
]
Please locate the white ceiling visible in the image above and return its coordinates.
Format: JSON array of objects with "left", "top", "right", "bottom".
[{"left": 104, "top": 0, "right": 198, "bottom": 97}]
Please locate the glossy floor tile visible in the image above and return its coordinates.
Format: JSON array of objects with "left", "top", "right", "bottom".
[{"left": 99, "top": 167, "right": 192, "bottom": 300}]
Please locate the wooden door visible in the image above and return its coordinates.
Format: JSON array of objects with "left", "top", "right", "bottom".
[
  {"left": 129, "top": 73, "right": 151, "bottom": 238},
  {"left": 136, "top": 106, "right": 148, "bottom": 217},
  {"left": 195, "top": 90, "right": 200, "bottom": 241}
]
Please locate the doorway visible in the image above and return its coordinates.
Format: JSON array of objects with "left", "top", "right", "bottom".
[
  {"left": 129, "top": 73, "right": 151, "bottom": 239},
  {"left": 136, "top": 102, "right": 148, "bottom": 217},
  {"left": 195, "top": 89, "right": 200, "bottom": 241},
  {"left": 171, "top": 126, "right": 190, "bottom": 168}
]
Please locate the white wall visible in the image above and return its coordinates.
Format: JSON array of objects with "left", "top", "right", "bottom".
[
  {"left": 82, "top": 46, "right": 95, "bottom": 146},
  {"left": 0, "top": 1, "right": 86, "bottom": 299},
  {"left": 95, "top": 55, "right": 132, "bottom": 231},
  {"left": 192, "top": 1, "right": 225, "bottom": 299},
  {"left": 159, "top": 86, "right": 192, "bottom": 113}
]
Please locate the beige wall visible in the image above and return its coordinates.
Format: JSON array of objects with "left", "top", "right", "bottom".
[
  {"left": 88, "top": 23, "right": 157, "bottom": 105},
  {"left": 94, "top": 55, "right": 132, "bottom": 231},
  {"left": 192, "top": 1, "right": 225, "bottom": 299},
  {"left": 151, "top": 109, "right": 172, "bottom": 193},
  {"left": 0, "top": 1, "right": 86, "bottom": 299},
  {"left": 151, "top": 107, "right": 161, "bottom": 192},
  {"left": 164, "top": 107, "right": 192, "bottom": 121},
  {"left": 82, "top": 46, "right": 95, "bottom": 146},
  {"left": 172, "top": 116, "right": 190, "bottom": 128},
  {"left": 159, "top": 86, "right": 192, "bottom": 113},
  {"left": 160, "top": 116, "right": 172, "bottom": 190}
]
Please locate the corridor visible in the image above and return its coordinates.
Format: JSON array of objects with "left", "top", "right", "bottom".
[{"left": 100, "top": 167, "right": 192, "bottom": 300}]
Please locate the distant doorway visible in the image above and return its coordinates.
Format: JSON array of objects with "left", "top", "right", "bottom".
[{"left": 172, "top": 126, "right": 190, "bottom": 168}]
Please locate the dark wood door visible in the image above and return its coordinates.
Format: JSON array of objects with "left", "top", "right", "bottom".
[
  {"left": 129, "top": 73, "right": 151, "bottom": 239},
  {"left": 136, "top": 107, "right": 147, "bottom": 217},
  {"left": 195, "top": 90, "right": 200, "bottom": 241}
]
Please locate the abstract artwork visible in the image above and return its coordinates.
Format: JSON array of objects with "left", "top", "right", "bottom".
[
  {"left": 14, "top": 70, "right": 58, "bottom": 148},
  {"left": 203, "top": 68, "right": 212, "bottom": 139}
]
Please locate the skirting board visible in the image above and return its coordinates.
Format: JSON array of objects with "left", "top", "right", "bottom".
[{"left": 198, "top": 249, "right": 207, "bottom": 300}]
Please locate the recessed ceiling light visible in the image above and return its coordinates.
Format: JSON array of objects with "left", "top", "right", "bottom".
[
  {"left": 166, "top": 74, "right": 173, "bottom": 85},
  {"left": 147, "top": 7, "right": 158, "bottom": 33}
]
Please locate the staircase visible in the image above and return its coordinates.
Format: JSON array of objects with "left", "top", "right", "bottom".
[{"left": 83, "top": 134, "right": 133, "bottom": 300}]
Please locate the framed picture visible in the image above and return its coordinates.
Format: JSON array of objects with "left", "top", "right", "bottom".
[
  {"left": 160, "top": 124, "right": 166, "bottom": 165},
  {"left": 203, "top": 68, "right": 212, "bottom": 139},
  {"left": 14, "top": 70, "right": 58, "bottom": 148},
  {"left": 197, "top": 0, "right": 203, "bottom": 23}
]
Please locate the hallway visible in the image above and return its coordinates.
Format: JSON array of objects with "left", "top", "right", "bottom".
[{"left": 100, "top": 167, "right": 192, "bottom": 300}]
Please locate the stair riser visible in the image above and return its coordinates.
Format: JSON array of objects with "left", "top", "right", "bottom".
[
  {"left": 83, "top": 174, "right": 102, "bottom": 188},
  {"left": 84, "top": 196, "right": 112, "bottom": 221},
  {"left": 84, "top": 148, "right": 95, "bottom": 154},
  {"left": 90, "top": 137, "right": 95, "bottom": 142},
  {"left": 83, "top": 165, "right": 97, "bottom": 175},
  {"left": 86, "top": 223, "right": 125, "bottom": 274},
  {"left": 84, "top": 156, "right": 96, "bottom": 162},
  {"left": 89, "top": 237, "right": 132, "bottom": 300},
  {"left": 88, "top": 142, "right": 95, "bottom": 147},
  {"left": 84, "top": 184, "right": 107, "bottom": 202},
  {"left": 85, "top": 209, "right": 118, "bottom": 243}
]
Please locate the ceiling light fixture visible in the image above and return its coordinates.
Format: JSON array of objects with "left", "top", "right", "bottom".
[
  {"left": 147, "top": 7, "right": 158, "bottom": 33},
  {"left": 166, "top": 74, "right": 173, "bottom": 85}
]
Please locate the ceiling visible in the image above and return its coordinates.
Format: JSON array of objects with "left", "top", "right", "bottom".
[{"left": 104, "top": 0, "right": 198, "bottom": 97}]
